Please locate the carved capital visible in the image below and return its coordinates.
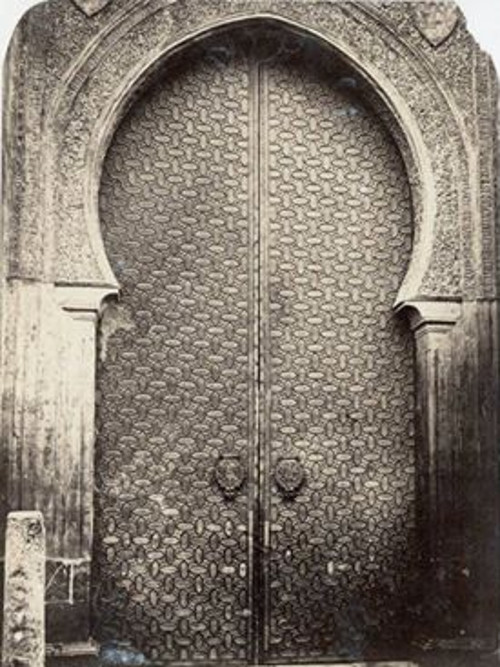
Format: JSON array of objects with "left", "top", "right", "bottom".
[
  {"left": 397, "top": 299, "right": 461, "bottom": 337},
  {"left": 55, "top": 285, "right": 119, "bottom": 313}
]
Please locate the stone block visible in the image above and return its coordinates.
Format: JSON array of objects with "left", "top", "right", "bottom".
[{"left": 1, "top": 511, "right": 45, "bottom": 667}]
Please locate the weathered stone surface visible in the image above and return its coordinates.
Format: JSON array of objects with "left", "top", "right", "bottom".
[{"left": 1, "top": 512, "right": 45, "bottom": 667}]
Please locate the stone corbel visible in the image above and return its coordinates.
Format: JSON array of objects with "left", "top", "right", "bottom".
[
  {"left": 398, "top": 299, "right": 462, "bottom": 336},
  {"left": 55, "top": 285, "right": 119, "bottom": 315}
]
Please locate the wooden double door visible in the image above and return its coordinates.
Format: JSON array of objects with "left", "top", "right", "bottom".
[{"left": 93, "top": 24, "right": 417, "bottom": 665}]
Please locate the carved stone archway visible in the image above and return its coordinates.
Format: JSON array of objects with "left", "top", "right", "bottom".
[{"left": 0, "top": 1, "right": 498, "bottom": 665}]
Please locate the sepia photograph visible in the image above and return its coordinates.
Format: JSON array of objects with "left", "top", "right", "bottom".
[{"left": 0, "top": 1, "right": 499, "bottom": 666}]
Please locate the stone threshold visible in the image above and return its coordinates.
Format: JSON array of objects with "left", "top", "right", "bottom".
[
  {"left": 45, "top": 646, "right": 418, "bottom": 667},
  {"left": 273, "top": 663, "right": 418, "bottom": 666},
  {"left": 46, "top": 641, "right": 99, "bottom": 657}
]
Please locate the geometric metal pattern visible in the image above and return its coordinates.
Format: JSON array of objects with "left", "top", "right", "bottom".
[
  {"left": 94, "top": 26, "right": 416, "bottom": 665},
  {"left": 94, "top": 36, "right": 254, "bottom": 664},
  {"left": 263, "top": 46, "right": 416, "bottom": 662}
]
